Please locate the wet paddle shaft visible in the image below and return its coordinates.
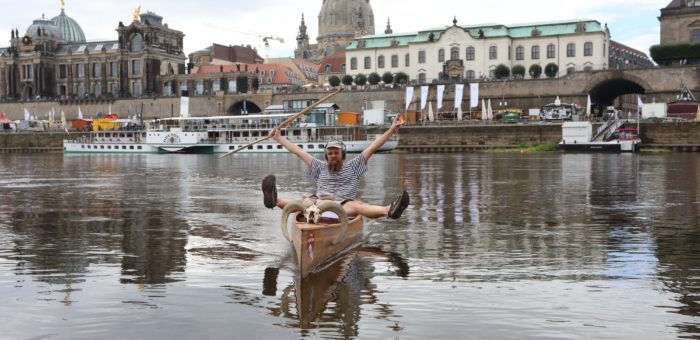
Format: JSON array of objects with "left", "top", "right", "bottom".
[{"left": 219, "top": 88, "right": 344, "bottom": 159}]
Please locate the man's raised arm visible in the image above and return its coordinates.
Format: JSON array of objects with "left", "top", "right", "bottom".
[
  {"left": 361, "top": 114, "right": 404, "bottom": 162},
  {"left": 269, "top": 127, "right": 315, "bottom": 167}
]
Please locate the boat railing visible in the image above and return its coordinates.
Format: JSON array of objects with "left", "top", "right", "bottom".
[{"left": 592, "top": 119, "right": 616, "bottom": 141}]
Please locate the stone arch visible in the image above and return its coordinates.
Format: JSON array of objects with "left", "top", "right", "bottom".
[
  {"left": 227, "top": 100, "right": 262, "bottom": 115},
  {"left": 584, "top": 72, "right": 651, "bottom": 108}
]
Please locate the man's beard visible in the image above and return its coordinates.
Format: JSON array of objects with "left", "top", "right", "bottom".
[{"left": 328, "top": 159, "right": 343, "bottom": 173}]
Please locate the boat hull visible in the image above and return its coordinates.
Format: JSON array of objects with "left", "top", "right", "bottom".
[
  {"left": 559, "top": 140, "right": 640, "bottom": 153},
  {"left": 290, "top": 214, "right": 365, "bottom": 278}
]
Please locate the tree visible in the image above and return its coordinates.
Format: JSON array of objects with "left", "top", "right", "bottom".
[
  {"left": 495, "top": 64, "right": 510, "bottom": 79},
  {"left": 328, "top": 75, "right": 340, "bottom": 87},
  {"left": 382, "top": 72, "right": 394, "bottom": 85},
  {"left": 529, "top": 64, "right": 542, "bottom": 79},
  {"left": 368, "top": 72, "right": 381, "bottom": 85},
  {"left": 544, "top": 63, "right": 559, "bottom": 78},
  {"left": 354, "top": 73, "right": 367, "bottom": 86},
  {"left": 341, "top": 75, "right": 354, "bottom": 86},
  {"left": 512, "top": 65, "right": 526, "bottom": 79},
  {"left": 394, "top": 72, "right": 409, "bottom": 85}
]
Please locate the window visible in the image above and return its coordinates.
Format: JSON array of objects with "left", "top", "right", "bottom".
[
  {"left": 94, "top": 83, "right": 101, "bottom": 95},
  {"left": 693, "top": 29, "right": 700, "bottom": 42},
  {"left": 583, "top": 65, "right": 593, "bottom": 72},
  {"left": 566, "top": 43, "right": 576, "bottom": 57},
  {"left": 378, "top": 55, "right": 385, "bottom": 68},
  {"left": 547, "top": 44, "right": 556, "bottom": 58},
  {"left": 531, "top": 45, "right": 540, "bottom": 59},
  {"left": 59, "top": 64, "right": 67, "bottom": 79},
  {"left": 466, "top": 70, "right": 475, "bottom": 81},
  {"left": 391, "top": 55, "right": 399, "bottom": 68},
  {"left": 450, "top": 47, "right": 459, "bottom": 60},
  {"left": 212, "top": 80, "right": 220, "bottom": 93},
  {"left": 418, "top": 73, "right": 426, "bottom": 84},
  {"left": 93, "top": 63, "right": 101, "bottom": 77},
  {"left": 325, "top": 64, "right": 332, "bottom": 72},
  {"left": 438, "top": 49, "right": 445, "bottom": 62},
  {"left": 350, "top": 57, "right": 357, "bottom": 70},
  {"left": 418, "top": 50, "right": 426, "bottom": 64},
  {"left": 131, "top": 34, "right": 143, "bottom": 52},
  {"left": 133, "top": 81, "right": 141, "bottom": 96},
  {"left": 567, "top": 66, "right": 576, "bottom": 75},
  {"left": 110, "top": 62, "right": 117, "bottom": 77},
  {"left": 489, "top": 46, "right": 497, "bottom": 60},
  {"left": 341, "top": 64, "right": 346, "bottom": 72},
  {"left": 132, "top": 60, "right": 141, "bottom": 75},
  {"left": 489, "top": 69, "right": 496, "bottom": 79},
  {"left": 405, "top": 53, "right": 410, "bottom": 67},
  {"left": 77, "top": 63, "right": 84, "bottom": 78},
  {"left": 364, "top": 56, "right": 371, "bottom": 69},
  {"left": 584, "top": 42, "right": 593, "bottom": 56},
  {"left": 516, "top": 46, "right": 524, "bottom": 60},
  {"left": 466, "top": 46, "right": 475, "bottom": 61}
]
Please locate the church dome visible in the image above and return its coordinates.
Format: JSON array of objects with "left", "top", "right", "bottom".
[
  {"left": 51, "top": 9, "right": 86, "bottom": 43},
  {"left": 318, "top": 0, "right": 375, "bottom": 40},
  {"left": 26, "top": 15, "right": 64, "bottom": 41}
]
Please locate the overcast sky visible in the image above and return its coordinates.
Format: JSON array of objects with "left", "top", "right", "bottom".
[{"left": 0, "top": 0, "right": 669, "bottom": 59}]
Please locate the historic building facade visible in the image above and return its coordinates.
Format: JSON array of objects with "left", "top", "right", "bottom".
[
  {"left": 344, "top": 18, "right": 617, "bottom": 83},
  {"left": 659, "top": 0, "right": 700, "bottom": 44},
  {"left": 295, "top": 0, "right": 375, "bottom": 63},
  {"left": 0, "top": 7, "right": 186, "bottom": 101}
]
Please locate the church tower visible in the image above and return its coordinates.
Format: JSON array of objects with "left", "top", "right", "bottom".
[{"left": 294, "top": 14, "right": 311, "bottom": 60}]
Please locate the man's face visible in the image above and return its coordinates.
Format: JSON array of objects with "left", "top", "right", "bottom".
[{"left": 326, "top": 147, "right": 343, "bottom": 172}]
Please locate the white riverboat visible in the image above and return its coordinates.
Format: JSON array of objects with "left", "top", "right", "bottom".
[{"left": 63, "top": 113, "right": 398, "bottom": 154}]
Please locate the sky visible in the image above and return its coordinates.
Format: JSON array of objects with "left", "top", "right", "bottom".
[{"left": 0, "top": 0, "right": 670, "bottom": 59}]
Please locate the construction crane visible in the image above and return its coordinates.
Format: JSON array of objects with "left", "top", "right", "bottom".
[{"left": 203, "top": 23, "right": 284, "bottom": 48}]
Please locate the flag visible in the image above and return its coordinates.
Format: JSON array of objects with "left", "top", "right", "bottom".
[
  {"left": 487, "top": 99, "right": 493, "bottom": 120},
  {"left": 78, "top": 106, "right": 83, "bottom": 119},
  {"left": 454, "top": 84, "right": 464, "bottom": 110},
  {"left": 436, "top": 85, "right": 445, "bottom": 110},
  {"left": 457, "top": 106, "right": 463, "bottom": 121},
  {"left": 637, "top": 95, "right": 643, "bottom": 108},
  {"left": 586, "top": 95, "right": 592, "bottom": 116},
  {"left": 420, "top": 86, "right": 429, "bottom": 110},
  {"left": 469, "top": 83, "right": 479, "bottom": 108},
  {"left": 481, "top": 99, "right": 487, "bottom": 121},
  {"left": 404, "top": 86, "right": 414, "bottom": 111},
  {"left": 108, "top": 104, "right": 112, "bottom": 115},
  {"left": 23, "top": 107, "right": 30, "bottom": 121},
  {"left": 428, "top": 102, "right": 435, "bottom": 122}
]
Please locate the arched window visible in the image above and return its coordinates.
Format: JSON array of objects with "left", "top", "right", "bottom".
[
  {"left": 466, "top": 46, "right": 475, "bottom": 61},
  {"left": 693, "top": 29, "right": 700, "bottom": 42},
  {"left": 584, "top": 42, "right": 593, "bottom": 56},
  {"left": 567, "top": 66, "right": 576, "bottom": 74},
  {"left": 418, "top": 50, "right": 426, "bottom": 64},
  {"left": 418, "top": 73, "right": 426, "bottom": 84},
  {"left": 378, "top": 55, "right": 385, "bottom": 68},
  {"left": 438, "top": 49, "right": 445, "bottom": 62},
  {"left": 325, "top": 45, "right": 333, "bottom": 56},
  {"left": 583, "top": 65, "right": 593, "bottom": 72},
  {"left": 531, "top": 45, "right": 540, "bottom": 59},
  {"left": 324, "top": 64, "right": 332, "bottom": 72},
  {"left": 364, "top": 56, "right": 371, "bottom": 69},
  {"left": 566, "top": 43, "right": 576, "bottom": 57},
  {"left": 131, "top": 34, "right": 143, "bottom": 52},
  {"left": 450, "top": 47, "right": 460, "bottom": 60},
  {"left": 547, "top": 44, "right": 556, "bottom": 58},
  {"left": 515, "top": 46, "right": 524, "bottom": 60},
  {"left": 466, "top": 70, "right": 476, "bottom": 81},
  {"left": 350, "top": 57, "right": 357, "bottom": 70},
  {"left": 489, "top": 46, "right": 497, "bottom": 60},
  {"left": 391, "top": 55, "right": 399, "bottom": 68}
]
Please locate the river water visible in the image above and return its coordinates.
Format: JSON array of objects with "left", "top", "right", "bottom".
[{"left": 0, "top": 152, "right": 698, "bottom": 339}]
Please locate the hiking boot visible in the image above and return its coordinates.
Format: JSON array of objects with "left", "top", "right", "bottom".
[
  {"left": 388, "top": 189, "right": 409, "bottom": 219},
  {"left": 262, "top": 174, "right": 277, "bottom": 209}
]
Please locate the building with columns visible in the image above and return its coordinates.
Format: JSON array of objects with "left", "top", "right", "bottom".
[
  {"left": 659, "top": 0, "right": 700, "bottom": 44},
  {"left": 344, "top": 18, "right": 620, "bottom": 83},
  {"left": 0, "top": 6, "right": 186, "bottom": 101}
]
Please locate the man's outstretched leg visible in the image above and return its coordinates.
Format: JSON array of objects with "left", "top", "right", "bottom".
[
  {"left": 343, "top": 189, "right": 410, "bottom": 219},
  {"left": 387, "top": 189, "right": 410, "bottom": 219}
]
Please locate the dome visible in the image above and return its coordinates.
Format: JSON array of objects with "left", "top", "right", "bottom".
[
  {"left": 26, "top": 15, "right": 64, "bottom": 41},
  {"left": 318, "top": 0, "right": 375, "bottom": 39},
  {"left": 51, "top": 9, "right": 86, "bottom": 43}
]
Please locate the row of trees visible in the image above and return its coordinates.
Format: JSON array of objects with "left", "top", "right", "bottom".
[
  {"left": 494, "top": 63, "right": 560, "bottom": 80},
  {"left": 328, "top": 72, "right": 410, "bottom": 87}
]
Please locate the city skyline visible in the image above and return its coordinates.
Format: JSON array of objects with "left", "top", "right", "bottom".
[{"left": 0, "top": 0, "right": 668, "bottom": 60}]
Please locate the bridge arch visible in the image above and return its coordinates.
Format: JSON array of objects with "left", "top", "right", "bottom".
[
  {"left": 584, "top": 72, "right": 651, "bottom": 108},
  {"left": 227, "top": 100, "right": 263, "bottom": 115}
]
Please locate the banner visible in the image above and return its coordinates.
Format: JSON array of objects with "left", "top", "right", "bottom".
[
  {"left": 420, "top": 86, "right": 429, "bottom": 110},
  {"left": 428, "top": 102, "right": 435, "bottom": 122},
  {"left": 436, "top": 85, "right": 445, "bottom": 110},
  {"left": 454, "top": 84, "right": 464, "bottom": 110},
  {"left": 405, "top": 86, "right": 414, "bottom": 111},
  {"left": 637, "top": 95, "right": 643, "bottom": 108},
  {"left": 23, "top": 108, "right": 30, "bottom": 121},
  {"left": 180, "top": 97, "right": 190, "bottom": 118},
  {"left": 78, "top": 105, "right": 83, "bottom": 119},
  {"left": 470, "top": 83, "right": 479, "bottom": 108}
]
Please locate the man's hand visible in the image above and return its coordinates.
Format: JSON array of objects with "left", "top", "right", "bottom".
[
  {"left": 391, "top": 113, "right": 405, "bottom": 132},
  {"left": 268, "top": 127, "right": 280, "bottom": 140}
]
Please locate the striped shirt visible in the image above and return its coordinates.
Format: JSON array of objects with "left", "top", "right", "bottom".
[{"left": 309, "top": 156, "right": 368, "bottom": 200}]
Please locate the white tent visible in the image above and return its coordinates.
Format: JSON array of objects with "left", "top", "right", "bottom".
[
  {"left": 481, "top": 99, "right": 487, "bottom": 121},
  {"left": 428, "top": 102, "right": 435, "bottom": 122}
]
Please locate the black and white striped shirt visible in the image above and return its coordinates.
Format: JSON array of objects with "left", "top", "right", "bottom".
[{"left": 309, "top": 156, "right": 368, "bottom": 200}]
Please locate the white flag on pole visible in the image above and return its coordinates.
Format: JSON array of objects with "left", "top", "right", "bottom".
[
  {"left": 420, "top": 86, "right": 429, "bottom": 110},
  {"left": 428, "top": 102, "right": 435, "bottom": 121},
  {"left": 481, "top": 99, "right": 488, "bottom": 121},
  {"left": 436, "top": 85, "right": 445, "bottom": 110},
  {"left": 78, "top": 106, "right": 83, "bottom": 119},
  {"left": 405, "top": 86, "right": 415, "bottom": 111},
  {"left": 586, "top": 95, "right": 592, "bottom": 116},
  {"left": 454, "top": 84, "right": 465, "bottom": 110},
  {"left": 108, "top": 104, "right": 112, "bottom": 115},
  {"left": 637, "top": 95, "right": 643, "bottom": 108},
  {"left": 469, "top": 83, "right": 479, "bottom": 108},
  {"left": 457, "top": 106, "right": 463, "bottom": 121},
  {"left": 487, "top": 99, "right": 493, "bottom": 120},
  {"left": 23, "top": 107, "right": 30, "bottom": 121}
]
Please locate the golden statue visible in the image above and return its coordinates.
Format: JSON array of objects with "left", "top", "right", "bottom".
[
  {"left": 60, "top": 0, "right": 65, "bottom": 10},
  {"left": 133, "top": 6, "right": 141, "bottom": 21}
]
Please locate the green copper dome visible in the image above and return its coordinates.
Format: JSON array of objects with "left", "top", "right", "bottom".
[{"left": 51, "top": 9, "right": 85, "bottom": 43}]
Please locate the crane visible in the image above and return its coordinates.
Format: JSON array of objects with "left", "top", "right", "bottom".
[{"left": 203, "top": 23, "right": 284, "bottom": 48}]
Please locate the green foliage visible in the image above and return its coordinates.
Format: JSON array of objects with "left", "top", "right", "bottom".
[
  {"left": 354, "top": 73, "right": 367, "bottom": 86},
  {"left": 495, "top": 64, "right": 510, "bottom": 79},
  {"left": 382, "top": 72, "right": 394, "bottom": 84},
  {"left": 544, "top": 63, "right": 559, "bottom": 78},
  {"left": 368, "top": 72, "right": 381, "bottom": 85},
  {"left": 512, "top": 65, "right": 526, "bottom": 78},
  {"left": 328, "top": 75, "right": 341, "bottom": 87},
  {"left": 394, "top": 72, "right": 409, "bottom": 84},
  {"left": 650, "top": 43, "right": 700, "bottom": 65},
  {"left": 341, "top": 75, "right": 354, "bottom": 86},
  {"left": 529, "top": 64, "right": 542, "bottom": 78}
]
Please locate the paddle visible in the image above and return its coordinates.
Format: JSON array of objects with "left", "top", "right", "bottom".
[{"left": 219, "top": 88, "right": 344, "bottom": 159}]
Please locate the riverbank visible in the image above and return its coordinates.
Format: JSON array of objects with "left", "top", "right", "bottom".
[{"left": 1, "top": 122, "right": 699, "bottom": 153}]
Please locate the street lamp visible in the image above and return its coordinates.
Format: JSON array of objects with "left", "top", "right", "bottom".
[{"left": 500, "top": 79, "right": 508, "bottom": 108}]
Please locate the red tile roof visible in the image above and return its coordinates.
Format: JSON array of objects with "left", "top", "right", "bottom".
[{"left": 318, "top": 50, "right": 346, "bottom": 74}]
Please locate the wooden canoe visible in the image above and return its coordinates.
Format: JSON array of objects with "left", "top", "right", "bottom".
[{"left": 290, "top": 213, "right": 366, "bottom": 278}]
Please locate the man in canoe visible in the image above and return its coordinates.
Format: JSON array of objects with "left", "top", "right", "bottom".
[{"left": 262, "top": 115, "right": 409, "bottom": 220}]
